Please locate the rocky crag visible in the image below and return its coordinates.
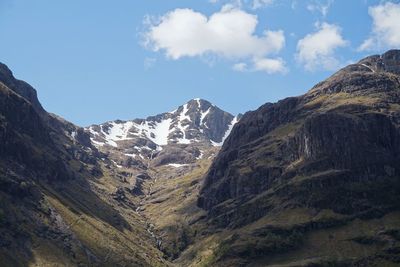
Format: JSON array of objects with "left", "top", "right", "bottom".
[
  {"left": 0, "top": 63, "right": 169, "bottom": 266},
  {"left": 0, "top": 50, "right": 400, "bottom": 267},
  {"left": 194, "top": 49, "right": 400, "bottom": 266}
]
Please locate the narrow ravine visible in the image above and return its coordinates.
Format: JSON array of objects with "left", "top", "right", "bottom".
[{"left": 135, "top": 175, "right": 163, "bottom": 251}]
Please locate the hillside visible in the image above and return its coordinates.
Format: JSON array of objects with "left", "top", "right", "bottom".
[
  {"left": 0, "top": 63, "right": 167, "bottom": 266},
  {"left": 192, "top": 50, "right": 400, "bottom": 266},
  {"left": 0, "top": 62, "right": 237, "bottom": 266},
  {"left": 0, "top": 50, "right": 399, "bottom": 267}
]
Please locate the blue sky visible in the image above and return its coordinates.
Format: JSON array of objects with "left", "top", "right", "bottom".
[{"left": 0, "top": 0, "right": 399, "bottom": 126}]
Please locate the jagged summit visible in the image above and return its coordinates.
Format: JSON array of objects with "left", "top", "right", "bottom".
[
  {"left": 86, "top": 98, "right": 238, "bottom": 161},
  {"left": 1, "top": 48, "right": 400, "bottom": 267},
  {"left": 0, "top": 62, "right": 45, "bottom": 115},
  {"left": 331, "top": 49, "right": 400, "bottom": 76},
  {"left": 357, "top": 49, "right": 400, "bottom": 74},
  {"left": 308, "top": 49, "right": 400, "bottom": 97},
  {"left": 196, "top": 50, "right": 400, "bottom": 265}
]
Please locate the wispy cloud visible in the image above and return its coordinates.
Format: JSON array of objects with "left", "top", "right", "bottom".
[
  {"left": 144, "top": 57, "right": 157, "bottom": 70},
  {"left": 209, "top": 0, "right": 275, "bottom": 10},
  {"left": 296, "top": 22, "right": 348, "bottom": 71},
  {"left": 307, "top": 0, "right": 334, "bottom": 17},
  {"left": 233, "top": 57, "right": 287, "bottom": 74},
  {"left": 253, "top": 57, "right": 287, "bottom": 73},
  {"left": 252, "top": 0, "right": 275, "bottom": 9},
  {"left": 359, "top": 2, "right": 400, "bottom": 51}
]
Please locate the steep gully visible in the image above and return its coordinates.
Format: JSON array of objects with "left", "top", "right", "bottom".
[
  {"left": 135, "top": 154, "right": 163, "bottom": 252},
  {"left": 136, "top": 178, "right": 162, "bottom": 251}
]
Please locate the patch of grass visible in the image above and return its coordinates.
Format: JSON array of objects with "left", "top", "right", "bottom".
[
  {"left": 46, "top": 193, "right": 164, "bottom": 267},
  {"left": 304, "top": 92, "right": 380, "bottom": 112}
]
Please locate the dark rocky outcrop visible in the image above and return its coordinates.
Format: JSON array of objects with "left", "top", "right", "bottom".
[
  {"left": 199, "top": 50, "right": 400, "bottom": 215},
  {"left": 2, "top": 48, "right": 400, "bottom": 267},
  {"left": 196, "top": 51, "right": 400, "bottom": 266},
  {"left": 0, "top": 63, "right": 45, "bottom": 115},
  {"left": 152, "top": 145, "right": 201, "bottom": 167},
  {"left": 0, "top": 62, "right": 151, "bottom": 266}
]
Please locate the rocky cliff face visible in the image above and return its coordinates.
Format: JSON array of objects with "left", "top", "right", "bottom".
[
  {"left": 195, "top": 50, "right": 400, "bottom": 266},
  {"left": 2, "top": 50, "right": 400, "bottom": 267},
  {"left": 0, "top": 64, "right": 167, "bottom": 267},
  {"left": 199, "top": 49, "right": 400, "bottom": 213},
  {"left": 86, "top": 99, "right": 239, "bottom": 168},
  {"left": 0, "top": 63, "right": 238, "bottom": 267},
  {"left": 0, "top": 63, "right": 46, "bottom": 116},
  {"left": 87, "top": 98, "right": 237, "bottom": 148}
]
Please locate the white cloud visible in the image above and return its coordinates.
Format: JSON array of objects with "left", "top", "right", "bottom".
[
  {"left": 253, "top": 57, "right": 287, "bottom": 73},
  {"left": 252, "top": 0, "right": 274, "bottom": 9},
  {"left": 233, "top": 62, "right": 248, "bottom": 71},
  {"left": 359, "top": 2, "right": 400, "bottom": 51},
  {"left": 296, "top": 22, "right": 348, "bottom": 71},
  {"left": 209, "top": 0, "right": 274, "bottom": 9},
  {"left": 144, "top": 6, "right": 286, "bottom": 74},
  {"left": 209, "top": 0, "right": 243, "bottom": 9},
  {"left": 307, "top": 0, "right": 334, "bottom": 17},
  {"left": 233, "top": 58, "right": 287, "bottom": 74}
]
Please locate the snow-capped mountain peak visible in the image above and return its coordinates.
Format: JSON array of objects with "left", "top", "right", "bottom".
[{"left": 86, "top": 99, "right": 239, "bottom": 159}]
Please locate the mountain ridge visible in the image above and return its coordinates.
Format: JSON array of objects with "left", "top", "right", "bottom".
[
  {"left": 193, "top": 49, "right": 400, "bottom": 266},
  {"left": 85, "top": 98, "right": 240, "bottom": 168},
  {"left": 86, "top": 98, "right": 239, "bottom": 149},
  {"left": 0, "top": 61, "right": 168, "bottom": 266},
  {"left": 0, "top": 50, "right": 400, "bottom": 267}
]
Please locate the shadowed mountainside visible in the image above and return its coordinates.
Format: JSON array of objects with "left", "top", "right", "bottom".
[
  {"left": 193, "top": 50, "right": 400, "bottom": 266},
  {"left": 0, "top": 64, "right": 167, "bottom": 266},
  {"left": 1, "top": 50, "right": 400, "bottom": 267}
]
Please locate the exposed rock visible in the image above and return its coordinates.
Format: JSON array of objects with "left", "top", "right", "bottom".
[
  {"left": 112, "top": 187, "right": 127, "bottom": 202},
  {"left": 0, "top": 63, "right": 46, "bottom": 115},
  {"left": 130, "top": 178, "right": 145, "bottom": 196},
  {"left": 199, "top": 49, "right": 400, "bottom": 221},
  {"left": 0, "top": 62, "right": 166, "bottom": 267},
  {"left": 85, "top": 98, "right": 238, "bottom": 161},
  {"left": 151, "top": 145, "right": 201, "bottom": 167},
  {"left": 136, "top": 172, "right": 151, "bottom": 180}
]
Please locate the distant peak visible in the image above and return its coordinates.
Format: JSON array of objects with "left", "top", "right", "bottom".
[
  {"left": 187, "top": 98, "right": 211, "bottom": 104},
  {"left": 185, "top": 98, "right": 215, "bottom": 108}
]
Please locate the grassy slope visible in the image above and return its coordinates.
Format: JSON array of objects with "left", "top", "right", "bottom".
[
  {"left": 0, "top": 81, "right": 167, "bottom": 266},
  {"left": 0, "top": 164, "right": 168, "bottom": 267},
  {"left": 140, "top": 91, "right": 400, "bottom": 266},
  {"left": 2, "top": 70, "right": 400, "bottom": 266}
]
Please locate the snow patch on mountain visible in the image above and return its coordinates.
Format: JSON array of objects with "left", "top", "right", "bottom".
[
  {"left": 200, "top": 108, "right": 211, "bottom": 126},
  {"left": 136, "top": 119, "right": 172, "bottom": 146},
  {"left": 168, "top": 163, "right": 189, "bottom": 168},
  {"left": 175, "top": 104, "right": 192, "bottom": 144},
  {"left": 211, "top": 116, "right": 239, "bottom": 146},
  {"left": 86, "top": 99, "right": 238, "bottom": 157}
]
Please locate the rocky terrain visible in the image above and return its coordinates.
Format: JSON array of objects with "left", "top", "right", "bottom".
[
  {"left": 85, "top": 98, "right": 239, "bottom": 168},
  {"left": 0, "top": 50, "right": 399, "bottom": 267},
  {"left": 0, "top": 63, "right": 168, "bottom": 266},
  {"left": 87, "top": 98, "right": 237, "bottom": 149},
  {"left": 0, "top": 62, "right": 238, "bottom": 266},
  {"left": 194, "top": 49, "right": 400, "bottom": 266}
]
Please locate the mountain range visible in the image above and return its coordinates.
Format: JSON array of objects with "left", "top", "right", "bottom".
[{"left": 0, "top": 50, "right": 399, "bottom": 267}]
